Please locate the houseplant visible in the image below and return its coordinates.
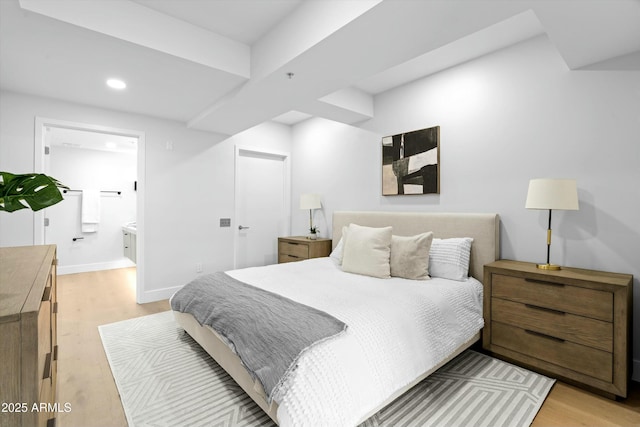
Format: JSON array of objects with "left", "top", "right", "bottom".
[
  {"left": 0, "top": 172, "right": 68, "bottom": 212},
  {"left": 309, "top": 225, "right": 319, "bottom": 240}
]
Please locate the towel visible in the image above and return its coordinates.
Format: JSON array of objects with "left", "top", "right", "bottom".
[{"left": 81, "top": 189, "right": 101, "bottom": 232}]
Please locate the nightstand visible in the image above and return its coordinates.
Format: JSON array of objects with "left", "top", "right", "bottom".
[
  {"left": 278, "top": 236, "right": 332, "bottom": 263},
  {"left": 483, "top": 259, "right": 632, "bottom": 399}
]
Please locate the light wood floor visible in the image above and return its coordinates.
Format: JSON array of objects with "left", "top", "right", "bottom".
[
  {"left": 56, "top": 268, "right": 640, "bottom": 427},
  {"left": 56, "top": 268, "right": 169, "bottom": 427}
]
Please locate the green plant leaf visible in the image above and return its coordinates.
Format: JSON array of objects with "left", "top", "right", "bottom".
[{"left": 0, "top": 172, "right": 69, "bottom": 212}]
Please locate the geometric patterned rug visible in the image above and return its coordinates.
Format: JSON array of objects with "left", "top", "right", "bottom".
[{"left": 99, "top": 311, "right": 555, "bottom": 427}]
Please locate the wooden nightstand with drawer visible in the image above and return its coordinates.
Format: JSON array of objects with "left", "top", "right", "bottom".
[
  {"left": 278, "top": 236, "right": 332, "bottom": 263},
  {"left": 483, "top": 259, "right": 632, "bottom": 399}
]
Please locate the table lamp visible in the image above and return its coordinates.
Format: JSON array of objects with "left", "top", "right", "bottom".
[
  {"left": 300, "top": 193, "right": 321, "bottom": 237},
  {"left": 525, "top": 178, "right": 579, "bottom": 270}
]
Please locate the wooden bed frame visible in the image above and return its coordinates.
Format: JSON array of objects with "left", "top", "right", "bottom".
[{"left": 173, "top": 211, "right": 500, "bottom": 424}]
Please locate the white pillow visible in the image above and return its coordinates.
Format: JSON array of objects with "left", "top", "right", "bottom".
[
  {"left": 329, "top": 226, "right": 348, "bottom": 264},
  {"left": 341, "top": 224, "right": 392, "bottom": 278},
  {"left": 390, "top": 232, "right": 434, "bottom": 280},
  {"left": 329, "top": 238, "right": 343, "bottom": 263},
  {"left": 429, "top": 237, "right": 473, "bottom": 281}
]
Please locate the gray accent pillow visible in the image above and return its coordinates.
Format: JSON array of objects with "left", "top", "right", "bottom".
[{"left": 390, "top": 232, "right": 434, "bottom": 280}]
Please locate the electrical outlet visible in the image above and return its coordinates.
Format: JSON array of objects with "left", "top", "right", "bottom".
[
  {"left": 195, "top": 262, "right": 203, "bottom": 273},
  {"left": 220, "top": 218, "right": 231, "bottom": 227}
]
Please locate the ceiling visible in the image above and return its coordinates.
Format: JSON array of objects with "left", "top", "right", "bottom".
[{"left": 1, "top": 0, "right": 639, "bottom": 138}]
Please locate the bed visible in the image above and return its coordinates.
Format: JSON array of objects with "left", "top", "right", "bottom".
[{"left": 172, "top": 211, "right": 500, "bottom": 426}]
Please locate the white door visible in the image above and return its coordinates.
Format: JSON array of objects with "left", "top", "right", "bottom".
[{"left": 235, "top": 148, "right": 290, "bottom": 269}]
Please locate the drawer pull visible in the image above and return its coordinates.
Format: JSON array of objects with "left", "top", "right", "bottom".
[
  {"left": 53, "top": 345, "right": 58, "bottom": 361},
  {"left": 53, "top": 302, "right": 58, "bottom": 314},
  {"left": 287, "top": 242, "right": 300, "bottom": 246},
  {"left": 43, "top": 352, "right": 52, "bottom": 379},
  {"left": 524, "top": 304, "right": 566, "bottom": 316},
  {"left": 287, "top": 255, "right": 300, "bottom": 259},
  {"left": 525, "top": 278, "right": 564, "bottom": 287},
  {"left": 42, "top": 286, "right": 52, "bottom": 302},
  {"left": 525, "top": 329, "right": 565, "bottom": 343}
]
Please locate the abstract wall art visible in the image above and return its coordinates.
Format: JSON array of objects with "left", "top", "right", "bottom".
[{"left": 382, "top": 125, "right": 440, "bottom": 195}]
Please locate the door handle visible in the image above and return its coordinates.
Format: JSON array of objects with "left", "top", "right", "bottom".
[{"left": 238, "top": 225, "right": 250, "bottom": 230}]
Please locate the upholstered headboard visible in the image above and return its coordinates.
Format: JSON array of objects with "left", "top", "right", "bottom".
[{"left": 332, "top": 211, "right": 500, "bottom": 282}]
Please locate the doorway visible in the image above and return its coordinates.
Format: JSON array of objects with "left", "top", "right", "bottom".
[
  {"left": 234, "top": 146, "right": 290, "bottom": 269},
  {"left": 34, "top": 117, "right": 145, "bottom": 302}
]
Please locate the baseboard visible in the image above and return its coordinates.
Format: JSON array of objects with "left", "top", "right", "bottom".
[
  {"left": 137, "top": 285, "right": 181, "bottom": 304},
  {"left": 58, "top": 259, "right": 135, "bottom": 275}
]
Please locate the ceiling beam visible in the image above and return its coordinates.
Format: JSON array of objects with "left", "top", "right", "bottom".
[
  {"left": 318, "top": 87, "right": 373, "bottom": 119},
  {"left": 250, "top": 0, "right": 383, "bottom": 81},
  {"left": 187, "top": 0, "right": 528, "bottom": 134},
  {"left": 18, "top": 0, "right": 250, "bottom": 78}
]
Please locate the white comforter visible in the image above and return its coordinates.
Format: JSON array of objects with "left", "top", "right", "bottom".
[{"left": 227, "top": 257, "right": 484, "bottom": 427}]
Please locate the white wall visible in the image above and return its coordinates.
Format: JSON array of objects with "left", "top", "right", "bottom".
[
  {"left": 291, "top": 119, "right": 380, "bottom": 237},
  {"left": 0, "top": 91, "right": 291, "bottom": 302},
  {"left": 47, "top": 145, "right": 137, "bottom": 273},
  {"left": 291, "top": 35, "right": 640, "bottom": 378}
]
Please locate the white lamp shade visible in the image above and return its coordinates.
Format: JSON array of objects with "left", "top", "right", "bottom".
[
  {"left": 300, "top": 193, "right": 321, "bottom": 210},
  {"left": 525, "top": 179, "right": 579, "bottom": 210}
]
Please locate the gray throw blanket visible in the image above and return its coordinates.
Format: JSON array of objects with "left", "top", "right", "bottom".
[{"left": 170, "top": 272, "right": 347, "bottom": 402}]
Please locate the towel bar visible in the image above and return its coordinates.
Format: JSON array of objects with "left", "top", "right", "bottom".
[{"left": 63, "top": 189, "right": 121, "bottom": 195}]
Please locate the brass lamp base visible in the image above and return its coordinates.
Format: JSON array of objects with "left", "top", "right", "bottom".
[{"left": 537, "top": 263, "right": 561, "bottom": 271}]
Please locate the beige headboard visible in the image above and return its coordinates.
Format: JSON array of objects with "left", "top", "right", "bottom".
[{"left": 332, "top": 211, "right": 500, "bottom": 282}]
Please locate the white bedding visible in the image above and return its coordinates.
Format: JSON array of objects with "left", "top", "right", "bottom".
[{"left": 226, "top": 256, "right": 484, "bottom": 427}]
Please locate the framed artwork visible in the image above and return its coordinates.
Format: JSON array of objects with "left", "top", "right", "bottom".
[{"left": 382, "top": 125, "right": 440, "bottom": 195}]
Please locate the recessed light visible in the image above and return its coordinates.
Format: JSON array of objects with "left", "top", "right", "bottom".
[{"left": 106, "top": 78, "right": 126, "bottom": 90}]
